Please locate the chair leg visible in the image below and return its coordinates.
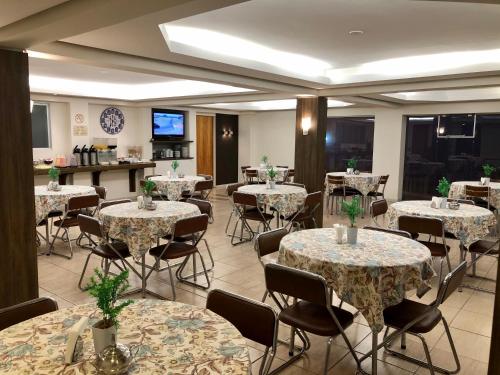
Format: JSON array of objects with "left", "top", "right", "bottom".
[
  {"left": 166, "top": 260, "right": 177, "bottom": 301},
  {"left": 323, "top": 337, "right": 333, "bottom": 375},
  {"left": 176, "top": 252, "right": 211, "bottom": 290},
  {"left": 261, "top": 290, "right": 268, "bottom": 302},
  {"left": 78, "top": 252, "right": 93, "bottom": 291}
]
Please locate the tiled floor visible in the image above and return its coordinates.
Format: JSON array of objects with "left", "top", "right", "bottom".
[{"left": 37, "top": 189, "right": 496, "bottom": 374}]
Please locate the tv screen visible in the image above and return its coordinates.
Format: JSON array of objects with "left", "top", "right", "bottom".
[
  {"left": 152, "top": 109, "right": 185, "bottom": 139},
  {"left": 437, "top": 114, "right": 476, "bottom": 138}
]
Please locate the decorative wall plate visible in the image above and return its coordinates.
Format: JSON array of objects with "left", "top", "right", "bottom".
[
  {"left": 100, "top": 107, "right": 124, "bottom": 135},
  {"left": 74, "top": 113, "right": 85, "bottom": 124}
]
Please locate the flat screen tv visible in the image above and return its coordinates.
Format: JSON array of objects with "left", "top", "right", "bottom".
[
  {"left": 152, "top": 108, "right": 185, "bottom": 139},
  {"left": 437, "top": 114, "right": 476, "bottom": 138}
]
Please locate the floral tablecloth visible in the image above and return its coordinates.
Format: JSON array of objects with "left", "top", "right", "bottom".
[
  {"left": 99, "top": 201, "right": 200, "bottom": 260},
  {"left": 449, "top": 181, "right": 500, "bottom": 209},
  {"left": 248, "top": 167, "right": 288, "bottom": 182},
  {"left": 278, "top": 228, "right": 434, "bottom": 332},
  {"left": 148, "top": 175, "right": 205, "bottom": 201},
  {"left": 238, "top": 184, "right": 306, "bottom": 217},
  {"left": 0, "top": 299, "right": 250, "bottom": 374},
  {"left": 387, "top": 200, "right": 497, "bottom": 248},
  {"left": 326, "top": 172, "right": 381, "bottom": 196},
  {"left": 34, "top": 185, "right": 96, "bottom": 224}
]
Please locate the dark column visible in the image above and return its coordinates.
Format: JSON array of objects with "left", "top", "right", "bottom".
[
  {"left": 0, "top": 49, "right": 38, "bottom": 307},
  {"left": 294, "top": 97, "right": 327, "bottom": 227}
]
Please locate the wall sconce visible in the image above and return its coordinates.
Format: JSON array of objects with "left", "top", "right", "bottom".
[
  {"left": 222, "top": 129, "right": 234, "bottom": 137},
  {"left": 301, "top": 116, "right": 311, "bottom": 135}
]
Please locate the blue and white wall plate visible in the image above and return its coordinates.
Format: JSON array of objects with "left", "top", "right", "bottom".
[{"left": 100, "top": 107, "right": 124, "bottom": 135}]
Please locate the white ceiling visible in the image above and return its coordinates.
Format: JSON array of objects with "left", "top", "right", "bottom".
[
  {"left": 197, "top": 99, "right": 352, "bottom": 111},
  {"left": 0, "top": 0, "right": 67, "bottom": 28},
  {"left": 383, "top": 87, "right": 500, "bottom": 102}
]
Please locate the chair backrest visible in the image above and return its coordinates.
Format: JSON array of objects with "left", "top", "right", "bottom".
[
  {"left": 0, "top": 297, "right": 58, "bottom": 331},
  {"left": 265, "top": 263, "right": 329, "bottom": 306},
  {"left": 363, "top": 225, "right": 411, "bottom": 238},
  {"left": 78, "top": 214, "right": 104, "bottom": 238},
  {"left": 92, "top": 185, "right": 107, "bottom": 200},
  {"left": 186, "top": 198, "right": 212, "bottom": 217},
  {"left": 145, "top": 174, "right": 160, "bottom": 179},
  {"left": 379, "top": 175, "right": 389, "bottom": 185},
  {"left": 303, "top": 191, "right": 322, "bottom": 215},
  {"left": 206, "top": 289, "right": 277, "bottom": 348},
  {"left": 436, "top": 261, "right": 467, "bottom": 305},
  {"left": 398, "top": 215, "right": 444, "bottom": 237},
  {"left": 283, "top": 182, "right": 306, "bottom": 189},
  {"left": 371, "top": 199, "right": 388, "bottom": 218},
  {"left": 241, "top": 165, "right": 251, "bottom": 174},
  {"left": 194, "top": 179, "right": 213, "bottom": 192},
  {"left": 173, "top": 214, "right": 209, "bottom": 238},
  {"left": 245, "top": 169, "right": 258, "bottom": 178},
  {"left": 327, "top": 175, "right": 344, "bottom": 185},
  {"left": 255, "top": 228, "right": 288, "bottom": 258},
  {"left": 99, "top": 199, "right": 132, "bottom": 210},
  {"left": 197, "top": 174, "right": 213, "bottom": 180},
  {"left": 232, "top": 191, "right": 258, "bottom": 207},
  {"left": 276, "top": 165, "right": 288, "bottom": 169},
  {"left": 226, "top": 183, "right": 244, "bottom": 197},
  {"left": 287, "top": 169, "right": 295, "bottom": 177},
  {"left": 447, "top": 198, "right": 475, "bottom": 205},
  {"left": 67, "top": 194, "right": 100, "bottom": 211},
  {"left": 465, "top": 185, "right": 490, "bottom": 198}
]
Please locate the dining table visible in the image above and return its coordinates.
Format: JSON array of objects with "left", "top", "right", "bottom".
[
  {"left": 387, "top": 200, "right": 497, "bottom": 248},
  {"left": 148, "top": 175, "right": 205, "bottom": 201},
  {"left": 0, "top": 299, "right": 251, "bottom": 374},
  {"left": 449, "top": 180, "right": 500, "bottom": 209},
  {"left": 326, "top": 172, "right": 382, "bottom": 197},
  {"left": 278, "top": 228, "right": 434, "bottom": 375},
  {"left": 247, "top": 166, "right": 288, "bottom": 182},
  {"left": 99, "top": 201, "right": 200, "bottom": 298}
]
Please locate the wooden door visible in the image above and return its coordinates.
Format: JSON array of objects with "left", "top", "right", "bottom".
[{"left": 196, "top": 115, "right": 214, "bottom": 177}]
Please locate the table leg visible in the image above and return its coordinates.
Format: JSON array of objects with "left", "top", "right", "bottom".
[
  {"left": 45, "top": 218, "right": 50, "bottom": 253},
  {"left": 372, "top": 332, "right": 378, "bottom": 375}
]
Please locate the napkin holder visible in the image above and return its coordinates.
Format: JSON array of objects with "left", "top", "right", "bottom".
[
  {"left": 65, "top": 317, "right": 88, "bottom": 364},
  {"left": 431, "top": 196, "right": 447, "bottom": 209}
]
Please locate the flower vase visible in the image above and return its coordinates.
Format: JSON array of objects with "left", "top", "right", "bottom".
[
  {"left": 47, "top": 180, "right": 59, "bottom": 191},
  {"left": 269, "top": 180, "right": 276, "bottom": 189},
  {"left": 143, "top": 195, "right": 153, "bottom": 207},
  {"left": 346, "top": 168, "right": 354, "bottom": 175},
  {"left": 92, "top": 320, "right": 117, "bottom": 354},
  {"left": 440, "top": 197, "right": 448, "bottom": 209},
  {"left": 346, "top": 226, "right": 358, "bottom": 244},
  {"left": 481, "top": 177, "right": 490, "bottom": 186}
]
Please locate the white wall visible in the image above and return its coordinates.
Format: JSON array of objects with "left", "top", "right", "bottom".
[{"left": 238, "top": 100, "right": 500, "bottom": 200}]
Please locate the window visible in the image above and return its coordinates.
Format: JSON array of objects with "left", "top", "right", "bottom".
[
  {"left": 31, "top": 102, "right": 51, "bottom": 148},
  {"left": 325, "top": 117, "right": 375, "bottom": 172}
]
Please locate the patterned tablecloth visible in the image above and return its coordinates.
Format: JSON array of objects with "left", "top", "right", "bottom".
[
  {"left": 326, "top": 172, "right": 381, "bottom": 196},
  {"left": 388, "top": 200, "right": 497, "bottom": 248},
  {"left": 238, "top": 184, "right": 307, "bottom": 216},
  {"left": 34, "top": 185, "right": 96, "bottom": 224},
  {"left": 148, "top": 175, "right": 205, "bottom": 201},
  {"left": 248, "top": 167, "right": 288, "bottom": 182},
  {"left": 99, "top": 201, "right": 200, "bottom": 260},
  {"left": 278, "top": 228, "right": 434, "bottom": 332},
  {"left": 0, "top": 299, "right": 250, "bottom": 374},
  {"left": 449, "top": 181, "right": 500, "bottom": 209}
]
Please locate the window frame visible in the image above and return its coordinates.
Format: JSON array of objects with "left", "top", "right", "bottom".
[{"left": 31, "top": 101, "right": 52, "bottom": 150}]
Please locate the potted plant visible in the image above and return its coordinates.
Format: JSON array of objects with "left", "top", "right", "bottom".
[
  {"left": 267, "top": 167, "right": 278, "bottom": 189},
  {"left": 260, "top": 155, "right": 269, "bottom": 168},
  {"left": 47, "top": 167, "right": 60, "bottom": 190},
  {"left": 171, "top": 160, "right": 180, "bottom": 177},
  {"left": 341, "top": 196, "right": 363, "bottom": 244},
  {"left": 86, "top": 269, "right": 133, "bottom": 354},
  {"left": 435, "top": 177, "right": 451, "bottom": 208},
  {"left": 482, "top": 164, "right": 496, "bottom": 185},
  {"left": 346, "top": 158, "right": 357, "bottom": 175},
  {"left": 142, "top": 180, "right": 156, "bottom": 207}
]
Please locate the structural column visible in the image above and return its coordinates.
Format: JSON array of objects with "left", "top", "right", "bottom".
[
  {"left": 294, "top": 96, "right": 327, "bottom": 227},
  {"left": 0, "top": 49, "right": 38, "bottom": 307}
]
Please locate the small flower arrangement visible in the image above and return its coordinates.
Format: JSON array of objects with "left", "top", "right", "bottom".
[
  {"left": 48, "top": 166, "right": 60, "bottom": 181},
  {"left": 171, "top": 159, "right": 180, "bottom": 172},
  {"left": 261, "top": 155, "right": 269, "bottom": 165},
  {"left": 142, "top": 180, "right": 156, "bottom": 197},
  {"left": 436, "top": 177, "right": 451, "bottom": 198},
  {"left": 482, "top": 164, "right": 496, "bottom": 177},
  {"left": 267, "top": 167, "right": 278, "bottom": 181},
  {"left": 341, "top": 196, "right": 363, "bottom": 227},
  {"left": 347, "top": 158, "right": 358, "bottom": 170}
]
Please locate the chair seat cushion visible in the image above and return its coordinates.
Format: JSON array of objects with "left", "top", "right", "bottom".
[
  {"left": 47, "top": 210, "right": 63, "bottom": 218},
  {"left": 279, "top": 301, "right": 354, "bottom": 337},
  {"left": 93, "top": 241, "right": 131, "bottom": 259},
  {"left": 469, "top": 240, "right": 499, "bottom": 255},
  {"left": 53, "top": 216, "right": 79, "bottom": 228},
  {"left": 149, "top": 242, "right": 197, "bottom": 260},
  {"left": 418, "top": 241, "right": 450, "bottom": 257},
  {"left": 383, "top": 299, "right": 442, "bottom": 334},
  {"left": 367, "top": 191, "right": 383, "bottom": 197},
  {"left": 242, "top": 210, "right": 274, "bottom": 222}
]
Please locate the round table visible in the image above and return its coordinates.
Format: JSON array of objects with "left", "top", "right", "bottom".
[
  {"left": 248, "top": 166, "right": 288, "bottom": 182},
  {"left": 34, "top": 185, "right": 96, "bottom": 224},
  {"left": 99, "top": 201, "right": 200, "bottom": 260},
  {"left": 278, "top": 228, "right": 434, "bottom": 333},
  {"left": 449, "top": 181, "right": 500, "bottom": 208},
  {"left": 387, "top": 200, "right": 497, "bottom": 248},
  {"left": 238, "top": 184, "right": 306, "bottom": 217},
  {"left": 326, "top": 172, "right": 381, "bottom": 196},
  {"left": 0, "top": 299, "right": 250, "bottom": 374},
  {"left": 148, "top": 175, "right": 205, "bottom": 201}
]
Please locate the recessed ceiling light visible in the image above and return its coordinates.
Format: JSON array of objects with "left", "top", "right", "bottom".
[{"left": 348, "top": 30, "right": 364, "bottom": 36}]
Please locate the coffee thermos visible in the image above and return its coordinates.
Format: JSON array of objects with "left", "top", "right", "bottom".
[
  {"left": 72, "top": 145, "right": 81, "bottom": 166},
  {"left": 81, "top": 144, "right": 89, "bottom": 166},
  {"left": 89, "top": 145, "right": 97, "bottom": 166}
]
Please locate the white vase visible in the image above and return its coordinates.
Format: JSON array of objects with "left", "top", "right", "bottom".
[
  {"left": 440, "top": 197, "right": 448, "bottom": 209},
  {"left": 346, "top": 168, "right": 354, "bottom": 175},
  {"left": 346, "top": 227, "right": 358, "bottom": 244},
  {"left": 481, "top": 177, "right": 490, "bottom": 186},
  {"left": 269, "top": 181, "right": 276, "bottom": 189},
  {"left": 143, "top": 195, "right": 153, "bottom": 207},
  {"left": 47, "top": 180, "right": 59, "bottom": 191},
  {"left": 92, "top": 321, "right": 116, "bottom": 354}
]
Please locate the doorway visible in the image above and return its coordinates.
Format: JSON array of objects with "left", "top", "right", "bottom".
[{"left": 196, "top": 115, "right": 214, "bottom": 177}]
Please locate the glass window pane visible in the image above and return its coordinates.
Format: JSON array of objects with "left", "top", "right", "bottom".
[{"left": 31, "top": 103, "right": 50, "bottom": 148}]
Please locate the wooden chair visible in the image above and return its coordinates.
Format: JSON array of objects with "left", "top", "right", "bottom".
[
  {"left": 231, "top": 192, "right": 274, "bottom": 245},
  {"left": 464, "top": 185, "right": 496, "bottom": 212},
  {"left": 326, "top": 175, "right": 357, "bottom": 214},
  {"left": 225, "top": 183, "right": 245, "bottom": 235},
  {"left": 245, "top": 169, "right": 259, "bottom": 184},
  {"left": 370, "top": 199, "right": 388, "bottom": 227},
  {"left": 363, "top": 225, "right": 411, "bottom": 238},
  {"left": 367, "top": 175, "right": 389, "bottom": 201},
  {"left": 286, "top": 168, "right": 295, "bottom": 182},
  {"left": 0, "top": 297, "right": 58, "bottom": 331},
  {"left": 284, "top": 191, "right": 322, "bottom": 231}
]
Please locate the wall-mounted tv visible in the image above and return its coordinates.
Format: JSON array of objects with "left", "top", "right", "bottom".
[
  {"left": 437, "top": 114, "right": 476, "bottom": 138},
  {"left": 152, "top": 108, "right": 185, "bottom": 140}
]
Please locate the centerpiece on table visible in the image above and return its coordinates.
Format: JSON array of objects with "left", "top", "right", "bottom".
[
  {"left": 266, "top": 167, "right": 278, "bottom": 189},
  {"left": 346, "top": 158, "right": 357, "bottom": 175},
  {"left": 260, "top": 155, "right": 269, "bottom": 169},
  {"left": 481, "top": 163, "right": 496, "bottom": 185},
  {"left": 47, "top": 166, "right": 61, "bottom": 191},
  {"left": 341, "top": 196, "right": 363, "bottom": 244},
  {"left": 86, "top": 269, "right": 133, "bottom": 355},
  {"left": 432, "top": 177, "right": 450, "bottom": 209},
  {"left": 142, "top": 180, "right": 156, "bottom": 209},
  {"left": 171, "top": 159, "right": 180, "bottom": 177}
]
